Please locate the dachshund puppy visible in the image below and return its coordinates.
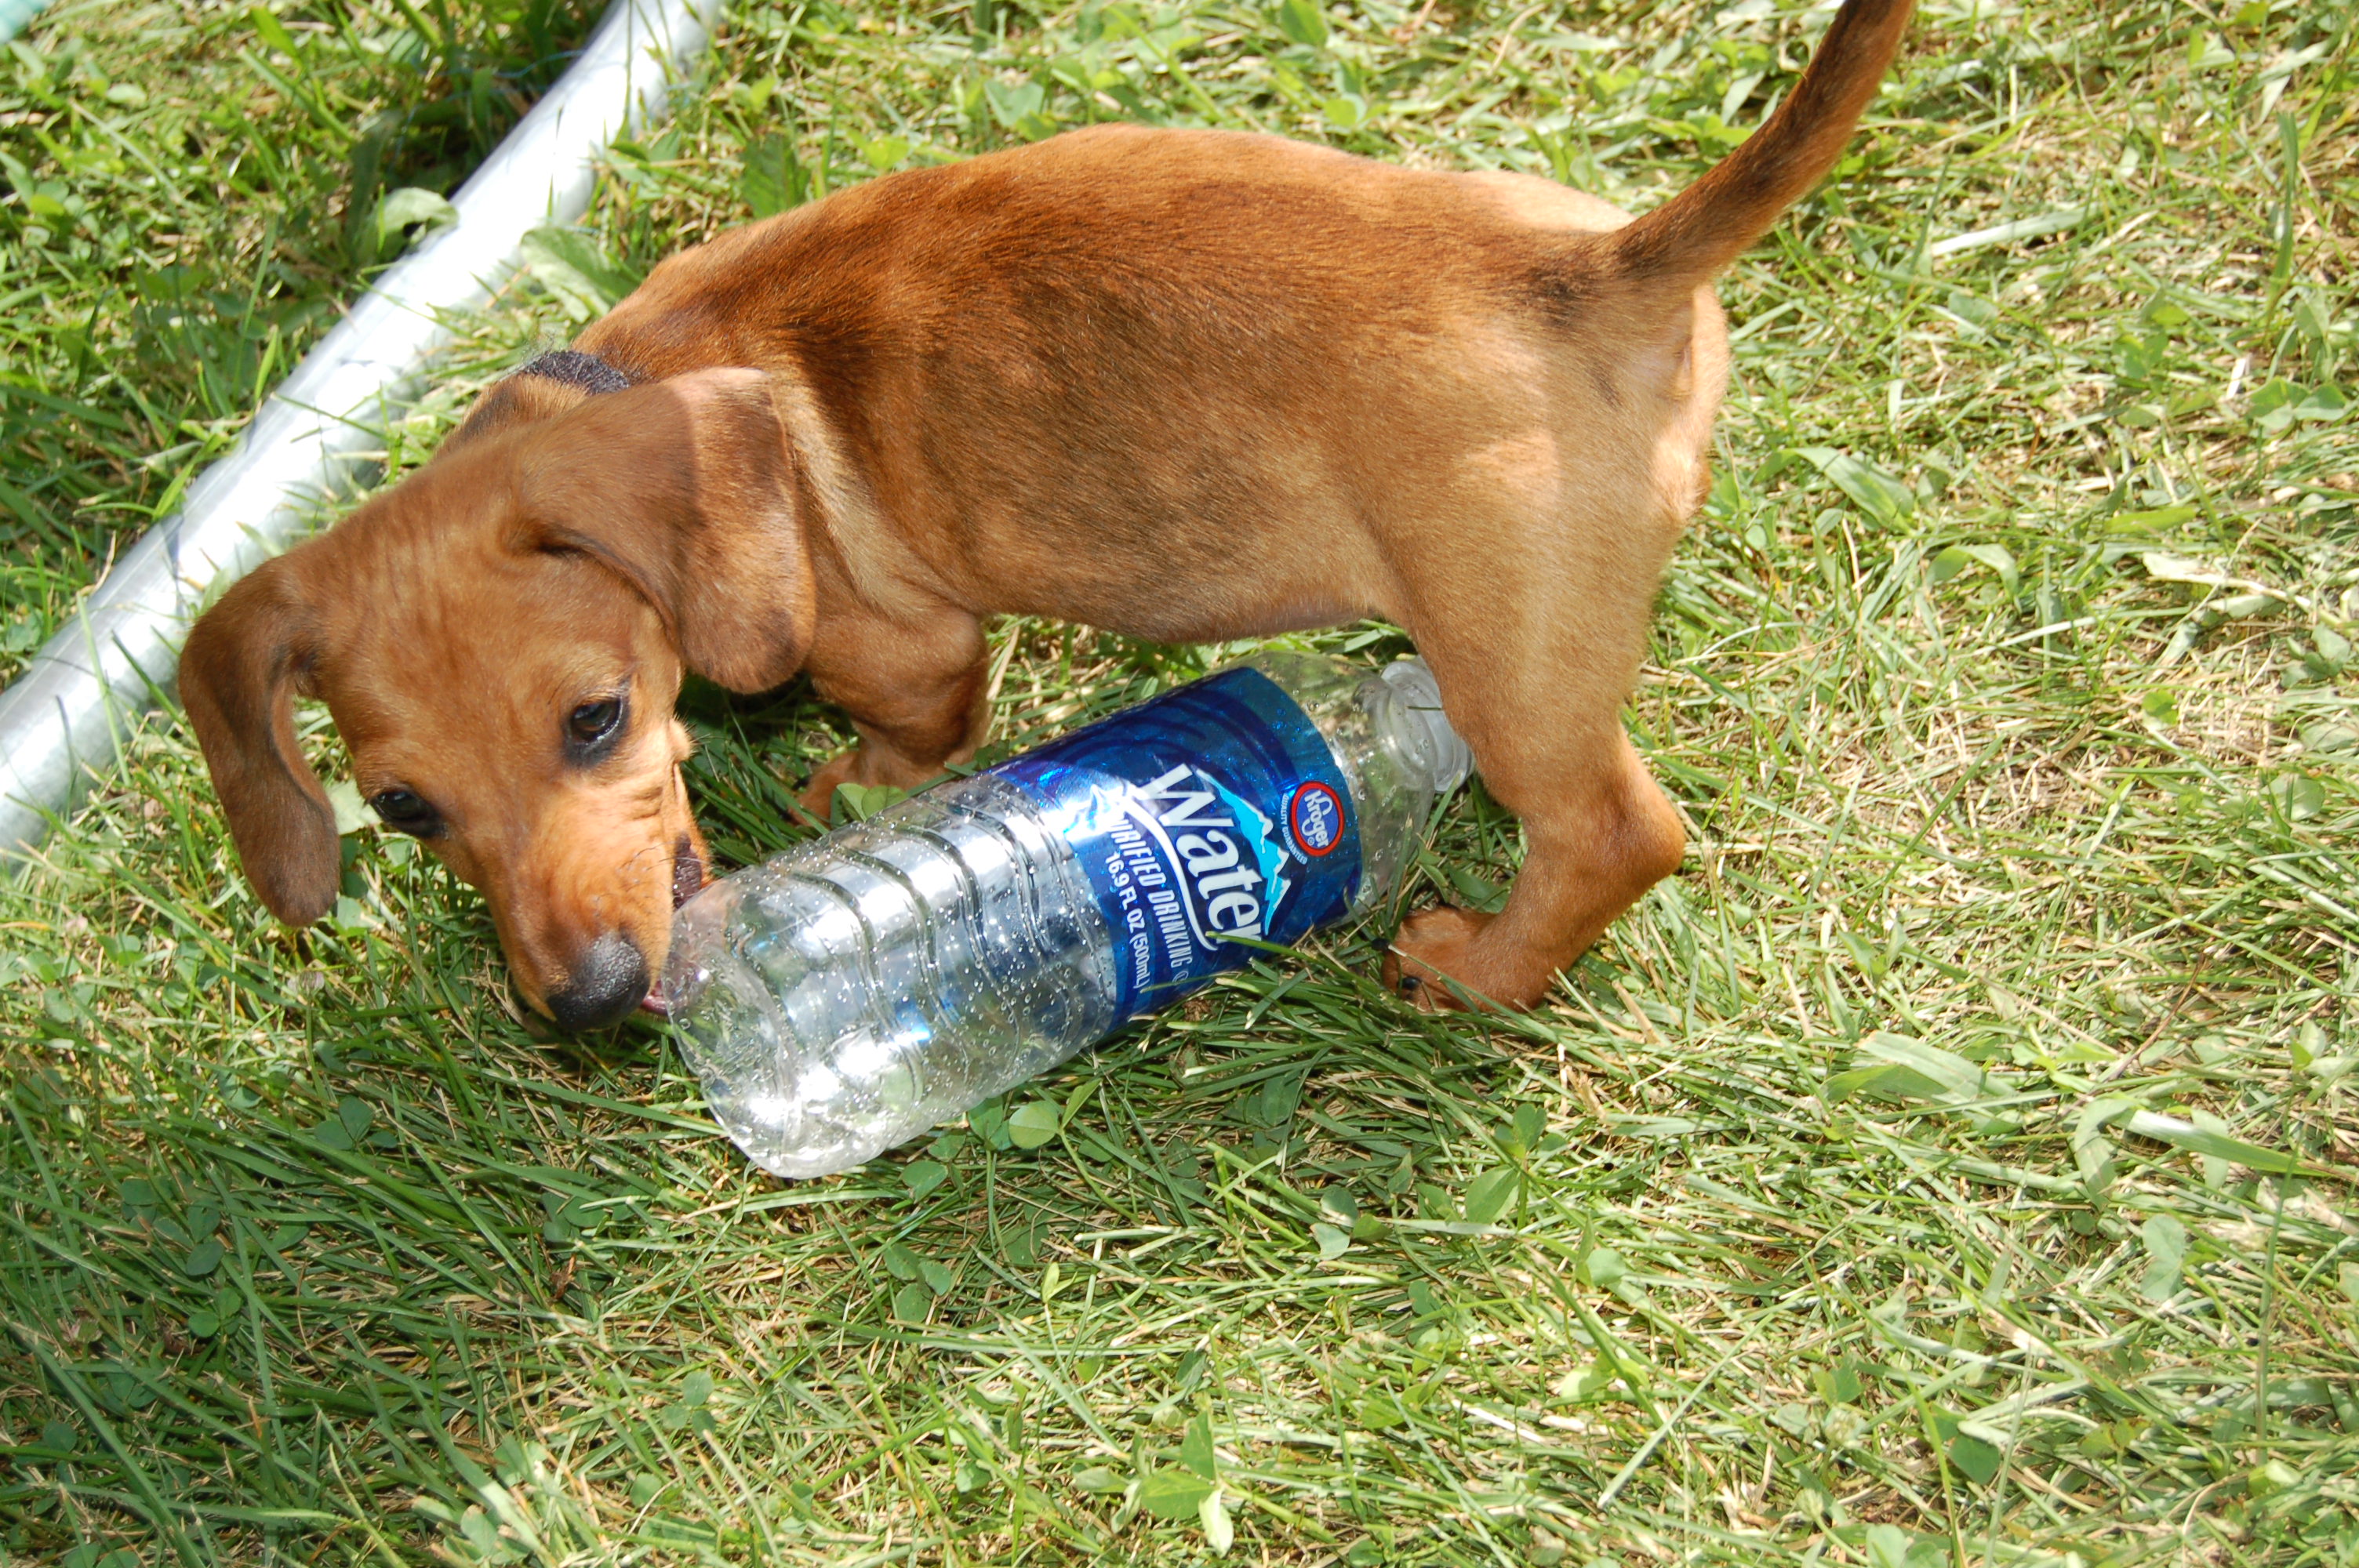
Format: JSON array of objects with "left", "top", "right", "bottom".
[{"left": 183, "top": 0, "right": 1914, "bottom": 1029}]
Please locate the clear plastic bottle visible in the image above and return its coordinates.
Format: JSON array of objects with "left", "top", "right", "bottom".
[{"left": 661, "top": 652, "right": 1472, "bottom": 1178}]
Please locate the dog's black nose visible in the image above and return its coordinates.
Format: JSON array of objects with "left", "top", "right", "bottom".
[{"left": 547, "top": 932, "right": 649, "bottom": 1032}]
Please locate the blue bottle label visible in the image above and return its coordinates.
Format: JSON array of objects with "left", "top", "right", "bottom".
[{"left": 992, "top": 666, "right": 1361, "bottom": 1019}]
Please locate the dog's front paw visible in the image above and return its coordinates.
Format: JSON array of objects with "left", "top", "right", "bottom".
[{"left": 798, "top": 749, "right": 862, "bottom": 819}]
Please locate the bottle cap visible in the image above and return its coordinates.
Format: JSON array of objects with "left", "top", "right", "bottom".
[{"left": 1378, "top": 658, "right": 1473, "bottom": 794}]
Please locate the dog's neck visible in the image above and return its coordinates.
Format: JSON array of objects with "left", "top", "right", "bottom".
[
  {"left": 525, "top": 334, "right": 912, "bottom": 619},
  {"left": 515, "top": 349, "right": 637, "bottom": 397},
  {"left": 759, "top": 368, "right": 919, "bottom": 620}
]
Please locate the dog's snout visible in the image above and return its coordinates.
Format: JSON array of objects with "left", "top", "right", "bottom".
[{"left": 547, "top": 932, "right": 650, "bottom": 1033}]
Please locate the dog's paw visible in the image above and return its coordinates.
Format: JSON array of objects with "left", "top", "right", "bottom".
[
  {"left": 1383, "top": 904, "right": 1562, "bottom": 1012},
  {"left": 1383, "top": 904, "right": 1498, "bottom": 1011},
  {"left": 798, "top": 749, "right": 862, "bottom": 819}
]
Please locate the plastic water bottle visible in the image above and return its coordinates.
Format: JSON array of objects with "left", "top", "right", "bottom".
[{"left": 661, "top": 652, "right": 1472, "bottom": 1178}]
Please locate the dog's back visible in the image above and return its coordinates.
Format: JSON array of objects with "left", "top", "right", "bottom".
[{"left": 576, "top": 0, "right": 1911, "bottom": 633}]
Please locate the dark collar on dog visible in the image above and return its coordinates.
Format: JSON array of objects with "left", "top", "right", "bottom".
[{"left": 514, "top": 349, "right": 637, "bottom": 396}]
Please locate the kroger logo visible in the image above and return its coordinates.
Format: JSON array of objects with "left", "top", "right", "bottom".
[{"left": 1289, "top": 781, "right": 1343, "bottom": 857}]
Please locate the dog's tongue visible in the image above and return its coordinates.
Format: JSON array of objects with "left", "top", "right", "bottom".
[{"left": 644, "top": 836, "right": 711, "bottom": 1015}]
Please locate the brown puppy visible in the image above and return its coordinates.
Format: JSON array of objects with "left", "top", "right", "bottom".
[{"left": 183, "top": 0, "right": 1914, "bottom": 1029}]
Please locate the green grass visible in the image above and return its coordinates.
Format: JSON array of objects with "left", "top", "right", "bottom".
[
  {"left": 0, "top": 0, "right": 603, "bottom": 684},
  {"left": 5, "top": 0, "right": 2358, "bottom": 1563}
]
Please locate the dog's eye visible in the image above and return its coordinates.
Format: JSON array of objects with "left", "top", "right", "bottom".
[
  {"left": 569, "top": 697, "right": 625, "bottom": 748},
  {"left": 370, "top": 789, "right": 434, "bottom": 831}
]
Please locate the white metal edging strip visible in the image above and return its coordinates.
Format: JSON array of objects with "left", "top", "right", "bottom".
[
  {"left": 0, "top": 0, "right": 722, "bottom": 869},
  {"left": 0, "top": 0, "right": 54, "bottom": 46}
]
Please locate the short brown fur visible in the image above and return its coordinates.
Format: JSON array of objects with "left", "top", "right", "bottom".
[{"left": 181, "top": 0, "right": 1913, "bottom": 1022}]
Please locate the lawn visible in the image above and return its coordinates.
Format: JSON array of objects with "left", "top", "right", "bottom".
[{"left": 2, "top": 0, "right": 2356, "bottom": 1563}]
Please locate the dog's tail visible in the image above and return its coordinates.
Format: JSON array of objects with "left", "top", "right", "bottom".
[{"left": 1594, "top": 0, "right": 1914, "bottom": 298}]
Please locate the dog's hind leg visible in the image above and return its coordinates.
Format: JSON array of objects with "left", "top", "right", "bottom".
[
  {"left": 799, "top": 603, "right": 990, "bottom": 816},
  {"left": 1382, "top": 718, "right": 1685, "bottom": 1010},
  {"left": 1376, "top": 459, "right": 1690, "bottom": 1011}
]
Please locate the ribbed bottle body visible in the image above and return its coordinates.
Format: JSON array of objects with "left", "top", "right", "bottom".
[{"left": 663, "top": 654, "right": 1469, "bottom": 1178}]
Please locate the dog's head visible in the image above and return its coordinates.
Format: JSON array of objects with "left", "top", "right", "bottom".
[{"left": 180, "top": 367, "right": 816, "bottom": 1029}]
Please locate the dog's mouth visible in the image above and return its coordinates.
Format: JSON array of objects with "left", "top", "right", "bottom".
[{"left": 640, "top": 834, "right": 709, "bottom": 1017}]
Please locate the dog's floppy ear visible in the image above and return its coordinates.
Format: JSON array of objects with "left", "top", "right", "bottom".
[
  {"left": 179, "top": 556, "right": 339, "bottom": 924},
  {"left": 518, "top": 367, "right": 817, "bottom": 692}
]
